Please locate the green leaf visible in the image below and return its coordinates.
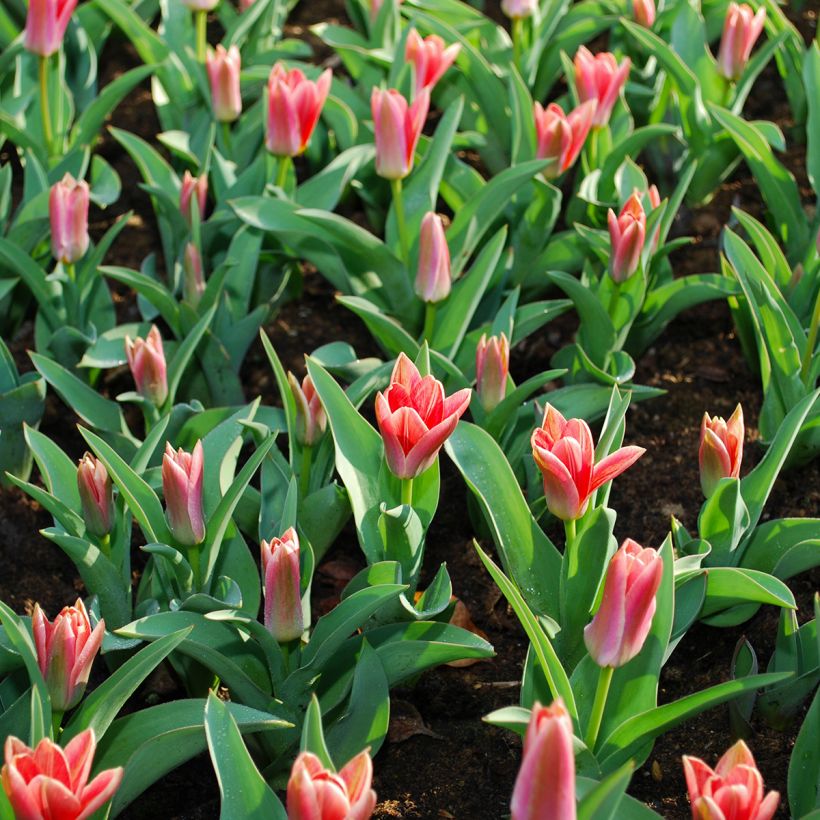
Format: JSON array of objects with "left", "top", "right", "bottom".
[
  {"left": 698, "top": 478, "right": 750, "bottom": 562},
  {"left": 740, "top": 518, "right": 820, "bottom": 578},
  {"left": 700, "top": 567, "right": 796, "bottom": 619},
  {"left": 300, "top": 694, "right": 334, "bottom": 769},
  {"left": 789, "top": 686, "right": 820, "bottom": 817},
  {"left": 0, "top": 238, "right": 60, "bottom": 329},
  {"left": 577, "top": 761, "right": 634, "bottom": 820},
  {"left": 100, "top": 266, "right": 180, "bottom": 334},
  {"left": 166, "top": 304, "right": 217, "bottom": 406},
  {"left": 337, "top": 295, "right": 420, "bottom": 360}
]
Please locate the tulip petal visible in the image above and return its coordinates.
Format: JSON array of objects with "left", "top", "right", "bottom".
[{"left": 590, "top": 445, "right": 645, "bottom": 492}]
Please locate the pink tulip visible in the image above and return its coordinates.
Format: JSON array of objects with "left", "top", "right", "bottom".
[
  {"left": 405, "top": 30, "right": 461, "bottom": 96},
  {"left": 501, "top": 0, "right": 537, "bottom": 18},
  {"left": 261, "top": 527, "right": 303, "bottom": 642},
  {"left": 375, "top": 353, "right": 471, "bottom": 480},
  {"left": 125, "top": 325, "right": 168, "bottom": 407},
  {"left": 24, "top": 0, "right": 77, "bottom": 56},
  {"left": 2, "top": 730, "right": 123, "bottom": 820},
  {"left": 683, "top": 740, "right": 780, "bottom": 820},
  {"left": 584, "top": 539, "right": 663, "bottom": 667},
  {"left": 32, "top": 599, "right": 105, "bottom": 712},
  {"left": 632, "top": 0, "right": 655, "bottom": 27},
  {"left": 50, "top": 174, "right": 89, "bottom": 265},
  {"left": 183, "top": 241, "right": 205, "bottom": 306},
  {"left": 371, "top": 88, "right": 430, "bottom": 180},
  {"left": 206, "top": 45, "right": 241, "bottom": 123},
  {"left": 415, "top": 212, "right": 451, "bottom": 303},
  {"left": 531, "top": 404, "right": 645, "bottom": 521},
  {"left": 699, "top": 404, "right": 744, "bottom": 498},
  {"left": 510, "top": 699, "right": 576, "bottom": 820},
  {"left": 574, "top": 46, "right": 631, "bottom": 127},
  {"left": 287, "top": 750, "right": 376, "bottom": 820},
  {"left": 646, "top": 184, "right": 662, "bottom": 252},
  {"left": 475, "top": 333, "right": 509, "bottom": 412},
  {"left": 180, "top": 171, "right": 208, "bottom": 228},
  {"left": 533, "top": 100, "right": 596, "bottom": 179},
  {"left": 717, "top": 3, "right": 766, "bottom": 80},
  {"left": 266, "top": 64, "right": 332, "bottom": 157},
  {"left": 162, "top": 441, "right": 206, "bottom": 546},
  {"left": 288, "top": 373, "right": 327, "bottom": 447},
  {"left": 238, "top": 0, "right": 254, "bottom": 8},
  {"left": 607, "top": 191, "right": 646, "bottom": 282},
  {"left": 77, "top": 453, "right": 113, "bottom": 538}
]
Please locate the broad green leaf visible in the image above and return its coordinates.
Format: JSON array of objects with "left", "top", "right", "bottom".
[
  {"left": 700, "top": 567, "right": 796, "bottom": 619},
  {"left": 788, "top": 686, "right": 820, "bottom": 817},
  {"left": 300, "top": 694, "right": 334, "bottom": 769}
]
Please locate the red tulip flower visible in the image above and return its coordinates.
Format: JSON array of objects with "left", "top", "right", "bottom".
[
  {"left": 288, "top": 373, "right": 327, "bottom": 447},
  {"left": 77, "top": 453, "right": 113, "bottom": 538},
  {"left": 261, "top": 527, "right": 303, "bottom": 643},
  {"left": 125, "top": 325, "right": 168, "bottom": 407},
  {"left": 533, "top": 100, "right": 596, "bottom": 180},
  {"left": 50, "top": 174, "right": 89, "bottom": 265},
  {"left": 370, "top": 88, "right": 430, "bottom": 180},
  {"left": 180, "top": 171, "right": 208, "bottom": 228},
  {"left": 162, "top": 441, "right": 206, "bottom": 546},
  {"left": 475, "top": 333, "right": 510, "bottom": 412},
  {"left": 405, "top": 30, "right": 460, "bottom": 97},
  {"left": 24, "top": 0, "right": 77, "bottom": 56},
  {"left": 207, "top": 45, "right": 242, "bottom": 123},
  {"left": 717, "top": 3, "right": 766, "bottom": 80},
  {"left": 573, "top": 46, "right": 631, "bottom": 127},
  {"left": 632, "top": 0, "right": 655, "bottom": 27},
  {"left": 699, "top": 404, "right": 744, "bottom": 498},
  {"left": 415, "top": 212, "right": 451, "bottom": 304},
  {"left": 607, "top": 191, "right": 647, "bottom": 283}
]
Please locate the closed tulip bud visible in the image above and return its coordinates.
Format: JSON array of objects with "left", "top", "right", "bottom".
[
  {"left": 77, "top": 453, "right": 113, "bottom": 538},
  {"left": 683, "top": 740, "right": 779, "bottom": 820},
  {"left": 50, "top": 174, "right": 90, "bottom": 265},
  {"left": 632, "top": 0, "right": 655, "bottom": 27},
  {"left": 180, "top": 171, "right": 207, "bottom": 228},
  {"left": 371, "top": 87, "right": 430, "bottom": 180},
  {"left": 24, "top": 0, "right": 78, "bottom": 56},
  {"left": 501, "top": 0, "right": 537, "bottom": 19},
  {"left": 533, "top": 100, "right": 596, "bottom": 179},
  {"left": 2, "top": 730, "right": 123, "bottom": 820},
  {"left": 287, "top": 373, "right": 327, "bottom": 447},
  {"left": 475, "top": 333, "right": 509, "bottom": 412},
  {"left": 574, "top": 46, "right": 631, "bottom": 127},
  {"left": 125, "top": 325, "right": 168, "bottom": 407},
  {"left": 717, "top": 3, "right": 766, "bottom": 80},
  {"left": 584, "top": 538, "right": 663, "bottom": 667},
  {"left": 32, "top": 599, "right": 105, "bottom": 712},
  {"left": 287, "top": 750, "right": 376, "bottom": 820},
  {"left": 405, "top": 30, "right": 461, "bottom": 96},
  {"left": 510, "top": 699, "right": 576, "bottom": 820},
  {"left": 162, "top": 441, "right": 206, "bottom": 546},
  {"left": 415, "top": 212, "right": 451, "bottom": 303},
  {"left": 183, "top": 242, "right": 205, "bottom": 306},
  {"left": 206, "top": 45, "right": 241, "bottom": 123},
  {"left": 647, "top": 184, "right": 662, "bottom": 252},
  {"left": 266, "top": 64, "right": 332, "bottom": 157},
  {"left": 607, "top": 191, "right": 646, "bottom": 283},
  {"left": 699, "top": 404, "right": 743, "bottom": 498},
  {"left": 261, "top": 528, "right": 303, "bottom": 642}
]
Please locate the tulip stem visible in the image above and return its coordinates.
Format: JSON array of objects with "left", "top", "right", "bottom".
[
  {"left": 189, "top": 546, "right": 201, "bottom": 591},
  {"left": 221, "top": 122, "right": 233, "bottom": 156},
  {"left": 511, "top": 17, "right": 523, "bottom": 66},
  {"left": 39, "top": 55, "right": 53, "bottom": 156},
  {"left": 800, "top": 287, "right": 820, "bottom": 386},
  {"left": 276, "top": 155, "right": 291, "bottom": 191},
  {"left": 585, "top": 664, "right": 614, "bottom": 752},
  {"left": 51, "top": 710, "right": 63, "bottom": 739},
  {"left": 564, "top": 518, "right": 576, "bottom": 547},
  {"left": 422, "top": 302, "right": 437, "bottom": 341},
  {"left": 401, "top": 478, "right": 413, "bottom": 507},
  {"left": 195, "top": 10, "right": 207, "bottom": 63},
  {"left": 299, "top": 444, "right": 313, "bottom": 498},
  {"left": 390, "top": 178, "right": 410, "bottom": 264},
  {"left": 606, "top": 279, "right": 621, "bottom": 323}
]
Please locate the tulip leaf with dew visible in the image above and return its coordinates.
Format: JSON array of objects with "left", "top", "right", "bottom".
[{"left": 788, "top": 685, "right": 820, "bottom": 817}]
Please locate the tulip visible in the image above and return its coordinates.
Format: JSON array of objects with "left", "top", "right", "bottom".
[
  {"left": 180, "top": 171, "right": 208, "bottom": 228},
  {"left": 162, "top": 441, "right": 206, "bottom": 546},
  {"left": 2, "top": 730, "right": 123, "bottom": 820},
  {"left": 371, "top": 87, "right": 430, "bottom": 180},
  {"left": 405, "top": 30, "right": 461, "bottom": 97},
  {"left": 501, "top": 0, "right": 537, "bottom": 18},
  {"left": 50, "top": 174, "right": 90, "bottom": 266},
  {"left": 475, "top": 333, "right": 509, "bottom": 412},
  {"left": 287, "top": 750, "right": 376, "bottom": 820},
  {"left": 288, "top": 373, "right": 327, "bottom": 447},
  {"left": 699, "top": 404, "right": 744, "bottom": 498},
  {"left": 646, "top": 184, "right": 662, "bottom": 252},
  {"left": 415, "top": 212, "right": 451, "bottom": 304},
  {"left": 533, "top": 100, "right": 596, "bottom": 179},
  {"left": 574, "top": 46, "right": 631, "bottom": 127},
  {"left": 206, "top": 45, "right": 241, "bottom": 123},
  {"left": 77, "top": 453, "right": 113, "bottom": 538},
  {"left": 717, "top": 3, "right": 766, "bottom": 80},
  {"left": 531, "top": 404, "right": 645, "bottom": 521},
  {"left": 260, "top": 527, "right": 303, "bottom": 642},
  {"left": 510, "top": 699, "right": 576, "bottom": 820},
  {"left": 683, "top": 740, "right": 779, "bottom": 820},
  {"left": 24, "top": 0, "right": 78, "bottom": 56},
  {"left": 183, "top": 242, "right": 205, "bottom": 306},
  {"left": 266, "top": 64, "right": 332, "bottom": 157},
  {"left": 125, "top": 325, "right": 168, "bottom": 407},
  {"left": 607, "top": 191, "right": 647, "bottom": 283},
  {"left": 238, "top": 0, "right": 254, "bottom": 8},
  {"left": 32, "top": 599, "right": 105, "bottom": 713},
  {"left": 632, "top": 0, "right": 655, "bottom": 27},
  {"left": 375, "top": 353, "right": 471, "bottom": 480}
]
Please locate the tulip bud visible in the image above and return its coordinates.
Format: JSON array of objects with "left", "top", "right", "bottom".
[
  {"left": 261, "top": 528, "right": 303, "bottom": 642},
  {"left": 405, "top": 30, "right": 461, "bottom": 96},
  {"left": 266, "top": 64, "right": 332, "bottom": 157},
  {"left": 183, "top": 242, "right": 205, "bottom": 306},
  {"left": 238, "top": 0, "right": 254, "bottom": 8},
  {"left": 607, "top": 192, "right": 646, "bottom": 283},
  {"left": 699, "top": 404, "right": 744, "bottom": 498},
  {"left": 573, "top": 46, "right": 631, "bottom": 128},
  {"left": 533, "top": 100, "right": 596, "bottom": 179},
  {"left": 632, "top": 0, "right": 655, "bottom": 27},
  {"left": 206, "top": 45, "right": 241, "bottom": 123},
  {"left": 501, "top": 0, "right": 537, "bottom": 19},
  {"left": 717, "top": 3, "right": 766, "bottom": 80},
  {"left": 584, "top": 539, "right": 663, "bottom": 668},
  {"left": 32, "top": 599, "right": 105, "bottom": 712},
  {"left": 24, "top": 0, "right": 78, "bottom": 57},
  {"left": 415, "top": 213, "right": 451, "bottom": 303},
  {"left": 125, "top": 325, "right": 168, "bottom": 407},
  {"left": 180, "top": 171, "right": 208, "bottom": 228},
  {"left": 371, "top": 88, "right": 430, "bottom": 180},
  {"left": 50, "top": 174, "right": 90, "bottom": 265},
  {"left": 162, "top": 441, "right": 206, "bottom": 546},
  {"left": 475, "top": 333, "right": 510, "bottom": 412},
  {"left": 77, "top": 453, "right": 113, "bottom": 538},
  {"left": 287, "top": 373, "right": 327, "bottom": 447}
]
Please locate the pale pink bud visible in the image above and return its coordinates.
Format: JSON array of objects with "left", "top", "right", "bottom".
[
  {"left": 607, "top": 191, "right": 646, "bottom": 282},
  {"left": 510, "top": 699, "right": 576, "bottom": 820},
  {"left": 699, "top": 404, "right": 744, "bottom": 498},
  {"left": 287, "top": 373, "right": 327, "bottom": 447},
  {"left": 125, "top": 325, "right": 168, "bottom": 407},
  {"left": 632, "top": 0, "right": 655, "bottom": 27},
  {"left": 32, "top": 599, "right": 105, "bottom": 712},
  {"left": 206, "top": 45, "right": 241, "bottom": 123},
  {"left": 50, "top": 174, "right": 90, "bottom": 265},
  {"left": 162, "top": 441, "right": 206, "bottom": 546},
  {"left": 683, "top": 740, "right": 780, "bottom": 820},
  {"left": 180, "top": 171, "right": 207, "bottom": 228},
  {"left": 183, "top": 242, "right": 205, "bottom": 306},
  {"left": 261, "top": 528, "right": 303, "bottom": 642},
  {"left": 476, "top": 333, "right": 510, "bottom": 412},
  {"left": 584, "top": 538, "right": 663, "bottom": 667},
  {"left": 533, "top": 100, "right": 596, "bottom": 179},
  {"left": 2, "top": 730, "right": 123, "bottom": 820},
  {"left": 77, "top": 453, "right": 113, "bottom": 538},
  {"left": 531, "top": 404, "right": 645, "bottom": 521},
  {"left": 405, "top": 30, "right": 461, "bottom": 96},
  {"left": 501, "top": 0, "right": 537, "bottom": 19},
  {"left": 573, "top": 46, "right": 631, "bottom": 127},
  {"left": 717, "top": 3, "right": 767, "bottom": 80},
  {"left": 24, "top": 0, "right": 78, "bottom": 56},
  {"left": 415, "top": 212, "right": 451, "bottom": 303},
  {"left": 266, "top": 64, "right": 332, "bottom": 157},
  {"left": 287, "top": 750, "right": 376, "bottom": 820},
  {"left": 375, "top": 353, "right": 471, "bottom": 479},
  {"left": 370, "top": 87, "right": 430, "bottom": 180}
]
